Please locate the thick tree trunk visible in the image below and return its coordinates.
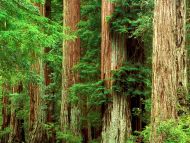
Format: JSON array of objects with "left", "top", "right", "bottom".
[
  {"left": 151, "top": 0, "right": 186, "bottom": 142},
  {"left": 187, "top": 0, "right": 190, "bottom": 97},
  {"left": 29, "top": 60, "right": 45, "bottom": 143},
  {"left": 60, "top": 0, "right": 81, "bottom": 138},
  {"left": 101, "top": 1, "right": 131, "bottom": 143},
  {"left": 29, "top": 4, "right": 45, "bottom": 143}
]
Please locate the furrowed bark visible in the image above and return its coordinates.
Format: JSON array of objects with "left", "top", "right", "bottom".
[
  {"left": 60, "top": 0, "right": 81, "bottom": 139},
  {"left": 176, "top": 0, "right": 188, "bottom": 114},
  {"left": 29, "top": 59, "right": 45, "bottom": 143},
  {"left": 151, "top": 0, "right": 186, "bottom": 142},
  {"left": 101, "top": 1, "right": 131, "bottom": 142},
  {"left": 29, "top": 3, "right": 46, "bottom": 143}
]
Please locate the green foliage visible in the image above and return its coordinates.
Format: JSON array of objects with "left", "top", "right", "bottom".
[
  {"left": 0, "top": 0, "right": 63, "bottom": 81},
  {"left": 0, "top": 127, "right": 11, "bottom": 138},
  {"left": 141, "top": 115, "right": 190, "bottom": 143},
  {"left": 0, "top": 0, "right": 63, "bottom": 140},
  {"left": 69, "top": 81, "right": 107, "bottom": 105},
  {"left": 108, "top": 0, "right": 154, "bottom": 37},
  {"left": 43, "top": 123, "right": 56, "bottom": 139},
  {"left": 140, "top": 125, "right": 151, "bottom": 143},
  {"left": 113, "top": 63, "right": 152, "bottom": 126},
  {"left": 31, "top": 0, "right": 45, "bottom": 4},
  {"left": 56, "top": 130, "right": 82, "bottom": 143},
  {"left": 90, "top": 139, "right": 101, "bottom": 143},
  {"left": 157, "top": 117, "right": 190, "bottom": 143},
  {"left": 77, "top": 0, "right": 101, "bottom": 81},
  {"left": 126, "top": 135, "right": 139, "bottom": 143},
  {"left": 68, "top": 1, "right": 104, "bottom": 140},
  {"left": 113, "top": 62, "right": 151, "bottom": 97},
  {"left": 3, "top": 0, "right": 189, "bottom": 142}
]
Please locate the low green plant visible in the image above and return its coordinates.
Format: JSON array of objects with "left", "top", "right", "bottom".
[
  {"left": 56, "top": 130, "right": 82, "bottom": 143},
  {"left": 141, "top": 115, "right": 190, "bottom": 143}
]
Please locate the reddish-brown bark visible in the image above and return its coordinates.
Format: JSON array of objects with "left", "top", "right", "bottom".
[
  {"left": 101, "top": 1, "right": 131, "bottom": 142},
  {"left": 151, "top": 0, "right": 186, "bottom": 142},
  {"left": 29, "top": 3, "right": 46, "bottom": 143},
  {"left": 60, "top": 0, "right": 81, "bottom": 139}
]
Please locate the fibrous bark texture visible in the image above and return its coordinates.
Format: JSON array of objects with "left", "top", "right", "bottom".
[
  {"left": 29, "top": 58, "right": 45, "bottom": 143},
  {"left": 101, "top": 1, "right": 131, "bottom": 143},
  {"left": 29, "top": 3, "right": 45, "bottom": 143},
  {"left": 176, "top": 0, "right": 188, "bottom": 114},
  {"left": 60, "top": 0, "right": 81, "bottom": 137},
  {"left": 151, "top": 0, "right": 186, "bottom": 142}
]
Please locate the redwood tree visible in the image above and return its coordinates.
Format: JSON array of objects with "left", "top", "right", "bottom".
[
  {"left": 101, "top": 1, "right": 131, "bottom": 142},
  {"left": 60, "top": 0, "right": 81, "bottom": 138},
  {"left": 151, "top": 0, "right": 187, "bottom": 142},
  {"left": 29, "top": 3, "right": 46, "bottom": 143}
]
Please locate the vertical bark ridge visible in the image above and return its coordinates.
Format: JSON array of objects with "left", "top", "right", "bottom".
[
  {"left": 176, "top": 0, "right": 188, "bottom": 114},
  {"left": 29, "top": 3, "right": 46, "bottom": 143},
  {"left": 60, "top": 0, "right": 81, "bottom": 137},
  {"left": 151, "top": 0, "right": 186, "bottom": 142},
  {"left": 101, "top": 1, "right": 131, "bottom": 142},
  {"left": 29, "top": 58, "right": 45, "bottom": 143}
]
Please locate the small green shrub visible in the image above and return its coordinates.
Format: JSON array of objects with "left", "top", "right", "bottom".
[
  {"left": 56, "top": 130, "right": 82, "bottom": 143},
  {"left": 141, "top": 115, "right": 190, "bottom": 143}
]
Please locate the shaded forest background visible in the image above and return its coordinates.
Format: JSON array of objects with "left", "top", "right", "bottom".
[{"left": 0, "top": 0, "right": 190, "bottom": 143}]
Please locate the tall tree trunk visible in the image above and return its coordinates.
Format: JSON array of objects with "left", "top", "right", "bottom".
[
  {"left": 29, "top": 3, "right": 45, "bottom": 143},
  {"left": 101, "top": 1, "right": 131, "bottom": 143},
  {"left": 44, "top": 1, "right": 56, "bottom": 142},
  {"left": 151, "top": 0, "right": 186, "bottom": 142},
  {"left": 29, "top": 60, "right": 45, "bottom": 143},
  {"left": 60, "top": 0, "right": 81, "bottom": 138}
]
